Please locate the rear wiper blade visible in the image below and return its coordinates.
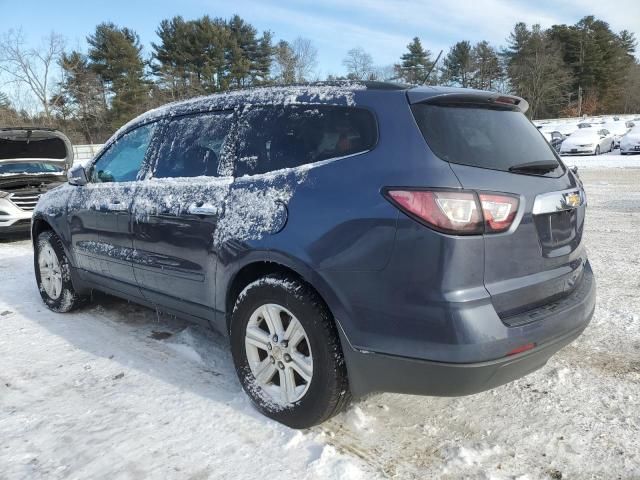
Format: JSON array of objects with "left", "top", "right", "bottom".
[{"left": 508, "top": 160, "right": 559, "bottom": 173}]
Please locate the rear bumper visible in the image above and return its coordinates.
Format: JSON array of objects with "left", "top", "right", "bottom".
[
  {"left": 560, "top": 150, "right": 595, "bottom": 156},
  {"left": 342, "top": 321, "right": 588, "bottom": 397},
  {"left": 340, "top": 262, "right": 595, "bottom": 397}
]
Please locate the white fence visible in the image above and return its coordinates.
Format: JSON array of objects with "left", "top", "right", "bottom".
[{"left": 72, "top": 144, "right": 104, "bottom": 165}]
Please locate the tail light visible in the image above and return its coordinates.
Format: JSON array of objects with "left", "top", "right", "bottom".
[
  {"left": 385, "top": 189, "right": 519, "bottom": 235},
  {"left": 479, "top": 193, "right": 519, "bottom": 233}
]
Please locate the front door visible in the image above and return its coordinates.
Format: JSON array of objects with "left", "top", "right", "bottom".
[
  {"left": 131, "top": 111, "right": 235, "bottom": 322},
  {"left": 68, "top": 122, "right": 157, "bottom": 295}
]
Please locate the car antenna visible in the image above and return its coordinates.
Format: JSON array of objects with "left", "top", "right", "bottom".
[{"left": 423, "top": 50, "right": 443, "bottom": 85}]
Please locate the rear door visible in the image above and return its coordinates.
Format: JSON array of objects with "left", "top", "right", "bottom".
[
  {"left": 410, "top": 100, "right": 586, "bottom": 320},
  {"left": 68, "top": 122, "right": 157, "bottom": 295},
  {"left": 131, "top": 111, "right": 235, "bottom": 321}
]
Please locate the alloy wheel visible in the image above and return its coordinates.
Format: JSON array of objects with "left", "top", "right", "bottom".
[
  {"left": 38, "top": 243, "right": 63, "bottom": 300},
  {"left": 245, "top": 303, "right": 313, "bottom": 404}
]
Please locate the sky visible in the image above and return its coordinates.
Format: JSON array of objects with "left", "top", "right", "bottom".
[{"left": 1, "top": 0, "right": 639, "bottom": 78}]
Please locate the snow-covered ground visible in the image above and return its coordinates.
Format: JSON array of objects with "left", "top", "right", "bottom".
[
  {"left": 1, "top": 167, "right": 640, "bottom": 479},
  {"left": 562, "top": 149, "right": 640, "bottom": 169}
]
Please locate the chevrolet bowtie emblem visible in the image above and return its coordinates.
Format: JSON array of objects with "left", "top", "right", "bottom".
[{"left": 565, "top": 192, "right": 581, "bottom": 208}]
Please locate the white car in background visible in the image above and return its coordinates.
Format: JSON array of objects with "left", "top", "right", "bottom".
[
  {"left": 620, "top": 126, "right": 640, "bottom": 155},
  {"left": 559, "top": 127, "right": 615, "bottom": 156},
  {"left": 603, "top": 122, "right": 631, "bottom": 148}
]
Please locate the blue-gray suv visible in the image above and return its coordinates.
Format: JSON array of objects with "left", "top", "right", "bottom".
[{"left": 31, "top": 83, "right": 596, "bottom": 428}]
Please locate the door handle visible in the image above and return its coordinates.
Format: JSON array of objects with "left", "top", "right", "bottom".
[
  {"left": 187, "top": 203, "right": 220, "bottom": 216},
  {"left": 101, "top": 201, "right": 128, "bottom": 212}
]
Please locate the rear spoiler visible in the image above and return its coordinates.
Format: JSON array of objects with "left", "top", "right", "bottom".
[{"left": 407, "top": 90, "right": 529, "bottom": 114}]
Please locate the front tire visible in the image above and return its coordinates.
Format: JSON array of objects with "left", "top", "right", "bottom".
[
  {"left": 35, "top": 230, "right": 84, "bottom": 312},
  {"left": 230, "top": 274, "right": 350, "bottom": 428},
  {"left": 595, "top": 145, "right": 601, "bottom": 155}
]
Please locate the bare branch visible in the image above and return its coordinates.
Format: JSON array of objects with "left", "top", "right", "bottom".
[{"left": 0, "top": 29, "right": 66, "bottom": 120}]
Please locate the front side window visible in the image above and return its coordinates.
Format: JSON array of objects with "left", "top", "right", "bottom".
[
  {"left": 153, "top": 111, "right": 235, "bottom": 178},
  {"left": 235, "top": 105, "right": 377, "bottom": 177},
  {"left": 91, "top": 123, "right": 156, "bottom": 183}
]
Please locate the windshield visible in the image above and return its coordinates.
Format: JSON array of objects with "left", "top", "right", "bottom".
[
  {"left": 411, "top": 104, "right": 562, "bottom": 175},
  {"left": 0, "top": 162, "right": 64, "bottom": 175}
]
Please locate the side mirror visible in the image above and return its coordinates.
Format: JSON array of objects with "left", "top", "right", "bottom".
[{"left": 67, "top": 164, "right": 88, "bottom": 186}]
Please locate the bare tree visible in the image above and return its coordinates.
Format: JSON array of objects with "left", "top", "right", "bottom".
[
  {"left": 272, "top": 37, "right": 318, "bottom": 84},
  {"left": 272, "top": 40, "right": 297, "bottom": 84},
  {"left": 291, "top": 37, "right": 317, "bottom": 82},
  {"left": 0, "top": 29, "right": 65, "bottom": 122},
  {"left": 343, "top": 47, "right": 374, "bottom": 80}
]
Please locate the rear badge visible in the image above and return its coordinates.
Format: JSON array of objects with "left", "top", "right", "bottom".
[{"left": 565, "top": 192, "right": 581, "bottom": 208}]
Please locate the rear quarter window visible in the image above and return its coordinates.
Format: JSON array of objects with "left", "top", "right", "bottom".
[
  {"left": 411, "top": 104, "right": 562, "bottom": 174},
  {"left": 235, "top": 105, "right": 377, "bottom": 177}
]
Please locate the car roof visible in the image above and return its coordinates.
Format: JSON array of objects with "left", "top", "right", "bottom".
[
  {"left": 116, "top": 82, "right": 397, "bottom": 137},
  {"left": 115, "top": 82, "right": 527, "bottom": 139}
]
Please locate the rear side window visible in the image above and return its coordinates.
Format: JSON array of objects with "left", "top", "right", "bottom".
[
  {"left": 0, "top": 137, "right": 67, "bottom": 160},
  {"left": 154, "top": 111, "right": 234, "bottom": 178},
  {"left": 235, "top": 105, "right": 377, "bottom": 177},
  {"left": 411, "top": 104, "right": 561, "bottom": 173}
]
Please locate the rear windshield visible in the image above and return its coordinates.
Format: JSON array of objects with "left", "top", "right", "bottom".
[
  {"left": 411, "top": 104, "right": 562, "bottom": 174},
  {"left": 0, "top": 137, "right": 67, "bottom": 160}
]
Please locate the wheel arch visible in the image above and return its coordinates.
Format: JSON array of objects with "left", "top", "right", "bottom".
[
  {"left": 224, "top": 254, "right": 351, "bottom": 345},
  {"left": 31, "top": 215, "right": 53, "bottom": 244},
  {"left": 31, "top": 214, "right": 88, "bottom": 294}
]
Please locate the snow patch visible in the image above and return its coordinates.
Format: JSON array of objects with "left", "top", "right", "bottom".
[{"left": 308, "top": 445, "right": 367, "bottom": 480}]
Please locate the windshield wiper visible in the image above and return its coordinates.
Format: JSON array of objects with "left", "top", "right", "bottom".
[{"left": 508, "top": 160, "right": 559, "bottom": 174}]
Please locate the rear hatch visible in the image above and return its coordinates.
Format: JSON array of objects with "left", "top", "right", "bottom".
[{"left": 409, "top": 89, "right": 587, "bottom": 322}]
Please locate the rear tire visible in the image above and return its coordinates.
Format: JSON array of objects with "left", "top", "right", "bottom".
[
  {"left": 230, "top": 274, "right": 351, "bottom": 428},
  {"left": 35, "top": 230, "right": 85, "bottom": 312}
]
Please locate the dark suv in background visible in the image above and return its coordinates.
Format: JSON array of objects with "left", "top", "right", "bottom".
[{"left": 32, "top": 83, "right": 595, "bottom": 428}]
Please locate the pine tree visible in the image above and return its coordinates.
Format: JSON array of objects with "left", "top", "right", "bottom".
[
  {"left": 471, "top": 41, "right": 503, "bottom": 91},
  {"left": 87, "top": 23, "right": 148, "bottom": 129},
  {"left": 505, "top": 23, "right": 570, "bottom": 118},
  {"left": 395, "top": 37, "right": 434, "bottom": 85},
  {"left": 254, "top": 31, "right": 273, "bottom": 84},
  {"left": 59, "top": 50, "right": 108, "bottom": 142},
  {"left": 548, "top": 17, "right": 639, "bottom": 113},
  {"left": 227, "top": 15, "right": 259, "bottom": 87},
  {"left": 442, "top": 41, "right": 473, "bottom": 87},
  {"left": 0, "top": 91, "right": 9, "bottom": 109}
]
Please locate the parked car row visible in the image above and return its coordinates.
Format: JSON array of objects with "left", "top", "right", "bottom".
[{"left": 535, "top": 115, "right": 640, "bottom": 156}]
